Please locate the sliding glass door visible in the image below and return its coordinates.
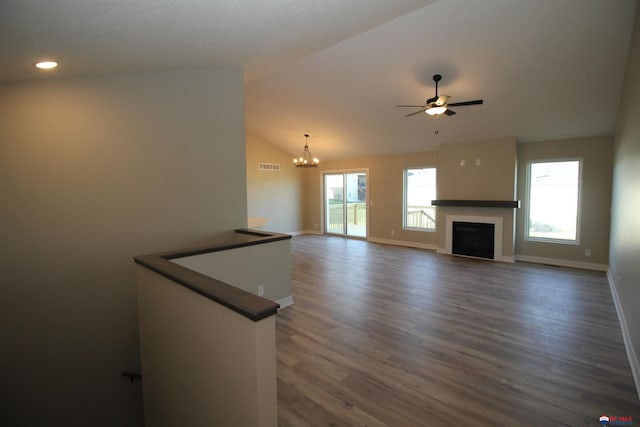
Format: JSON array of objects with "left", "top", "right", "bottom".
[
  {"left": 325, "top": 174, "right": 345, "bottom": 234},
  {"left": 324, "top": 171, "right": 367, "bottom": 237}
]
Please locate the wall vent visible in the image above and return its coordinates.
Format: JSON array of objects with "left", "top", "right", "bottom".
[{"left": 258, "top": 163, "right": 281, "bottom": 172}]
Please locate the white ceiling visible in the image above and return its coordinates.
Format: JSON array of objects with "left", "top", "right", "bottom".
[
  {"left": 246, "top": 0, "right": 637, "bottom": 159},
  {"left": 0, "top": 0, "right": 432, "bottom": 81},
  {"left": 2, "top": 0, "right": 636, "bottom": 160}
]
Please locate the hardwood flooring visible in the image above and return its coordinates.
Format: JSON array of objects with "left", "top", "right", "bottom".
[{"left": 276, "top": 235, "right": 639, "bottom": 426}]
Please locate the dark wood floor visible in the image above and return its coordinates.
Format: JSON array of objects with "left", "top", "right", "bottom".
[{"left": 276, "top": 235, "right": 639, "bottom": 426}]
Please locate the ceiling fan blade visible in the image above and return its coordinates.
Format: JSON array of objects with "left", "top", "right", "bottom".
[
  {"left": 444, "top": 109, "right": 456, "bottom": 116},
  {"left": 396, "top": 105, "right": 427, "bottom": 108},
  {"left": 447, "top": 99, "right": 483, "bottom": 107},
  {"left": 426, "top": 96, "right": 438, "bottom": 104},
  {"left": 405, "top": 109, "right": 426, "bottom": 117}
]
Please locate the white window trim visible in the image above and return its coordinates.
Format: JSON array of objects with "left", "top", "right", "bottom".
[
  {"left": 524, "top": 158, "right": 582, "bottom": 245},
  {"left": 403, "top": 167, "right": 436, "bottom": 232}
]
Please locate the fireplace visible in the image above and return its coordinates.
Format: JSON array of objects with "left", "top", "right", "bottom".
[
  {"left": 452, "top": 221, "right": 495, "bottom": 259},
  {"left": 443, "top": 215, "right": 505, "bottom": 261}
]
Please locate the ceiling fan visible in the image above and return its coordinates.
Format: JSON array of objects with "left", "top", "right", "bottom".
[{"left": 397, "top": 74, "right": 483, "bottom": 117}]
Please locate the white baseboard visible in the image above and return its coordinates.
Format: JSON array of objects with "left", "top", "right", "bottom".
[
  {"left": 367, "top": 237, "right": 437, "bottom": 251},
  {"left": 515, "top": 254, "right": 608, "bottom": 272},
  {"left": 276, "top": 295, "right": 294, "bottom": 310},
  {"left": 436, "top": 247, "right": 515, "bottom": 263},
  {"left": 607, "top": 271, "right": 640, "bottom": 401}
]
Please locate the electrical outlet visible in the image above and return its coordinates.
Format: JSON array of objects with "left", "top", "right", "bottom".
[
  {"left": 258, "top": 285, "right": 264, "bottom": 296},
  {"left": 584, "top": 249, "right": 591, "bottom": 257},
  {"left": 391, "top": 229, "right": 395, "bottom": 236}
]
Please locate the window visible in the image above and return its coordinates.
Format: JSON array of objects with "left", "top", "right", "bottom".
[
  {"left": 526, "top": 160, "right": 581, "bottom": 243},
  {"left": 404, "top": 168, "right": 436, "bottom": 231}
]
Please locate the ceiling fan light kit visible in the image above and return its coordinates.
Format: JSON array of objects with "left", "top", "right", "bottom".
[
  {"left": 426, "top": 105, "right": 447, "bottom": 116},
  {"left": 397, "top": 74, "right": 483, "bottom": 118}
]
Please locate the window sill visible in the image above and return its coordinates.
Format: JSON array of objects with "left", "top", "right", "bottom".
[
  {"left": 525, "top": 236, "right": 580, "bottom": 245},
  {"left": 403, "top": 227, "right": 436, "bottom": 233}
]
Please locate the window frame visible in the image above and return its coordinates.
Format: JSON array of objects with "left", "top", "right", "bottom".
[
  {"left": 403, "top": 167, "right": 437, "bottom": 232},
  {"left": 525, "top": 158, "right": 582, "bottom": 245}
]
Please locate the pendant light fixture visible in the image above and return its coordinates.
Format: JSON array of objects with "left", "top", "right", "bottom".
[{"left": 293, "top": 134, "right": 319, "bottom": 168}]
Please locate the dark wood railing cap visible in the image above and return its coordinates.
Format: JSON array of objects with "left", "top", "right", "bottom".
[{"left": 134, "top": 229, "right": 291, "bottom": 322}]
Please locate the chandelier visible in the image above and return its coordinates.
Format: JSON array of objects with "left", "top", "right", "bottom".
[{"left": 293, "top": 134, "right": 319, "bottom": 168}]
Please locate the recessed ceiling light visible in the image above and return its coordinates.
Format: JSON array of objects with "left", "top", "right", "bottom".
[{"left": 35, "top": 61, "right": 58, "bottom": 70}]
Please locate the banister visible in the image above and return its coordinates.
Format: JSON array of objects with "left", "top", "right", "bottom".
[{"left": 134, "top": 229, "right": 290, "bottom": 322}]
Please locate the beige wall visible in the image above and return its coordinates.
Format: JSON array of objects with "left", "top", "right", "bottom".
[
  {"left": 515, "top": 135, "right": 613, "bottom": 266},
  {"left": 610, "top": 1, "right": 640, "bottom": 394},
  {"left": 303, "top": 151, "right": 438, "bottom": 246},
  {"left": 246, "top": 131, "right": 304, "bottom": 233},
  {"left": 301, "top": 138, "right": 518, "bottom": 256},
  {"left": 437, "top": 138, "right": 517, "bottom": 200},
  {"left": 0, "top": 67, "right": 246, "bottom": 425},
  {"left": 137, "top": 267, "right": 277, "bottom": 427},
  {"left": 300, "top": 135, "right": 617, "bottom": 267},
  {"left": 436, "top": 138, "right": 518, "bottom": 258}
]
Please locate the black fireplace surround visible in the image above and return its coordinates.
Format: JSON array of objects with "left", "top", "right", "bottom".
[{"left": 452, "top": 221, "right": 495, "bottom": 259}]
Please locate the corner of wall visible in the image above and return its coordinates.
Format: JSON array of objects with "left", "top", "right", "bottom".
[{"left": 607, "top": 271, "right": 640, "bottom": 400}]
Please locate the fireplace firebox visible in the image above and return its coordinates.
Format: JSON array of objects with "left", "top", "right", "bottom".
[{"left": 452, "top": 221, "right": 495, "bottom": 259}]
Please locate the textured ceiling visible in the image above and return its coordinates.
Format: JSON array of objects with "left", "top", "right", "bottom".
[
  {"left": 1, "top": 0, "right": 637, "bottom": 160},
  {"left": 0, "top": 0, "right": 432, "bottom": 82}
]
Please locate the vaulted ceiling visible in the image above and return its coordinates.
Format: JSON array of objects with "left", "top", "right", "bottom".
[{"left": 2, "top": 0, "right": 636, "bottom": 160}]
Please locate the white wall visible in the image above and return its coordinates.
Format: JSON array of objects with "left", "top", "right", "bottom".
[
  {"left": 0, "top": 67, "right": 247, "bottom": 425},
  {"left": 610, "top": 1, "right": 640, "bottom": 396}
]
